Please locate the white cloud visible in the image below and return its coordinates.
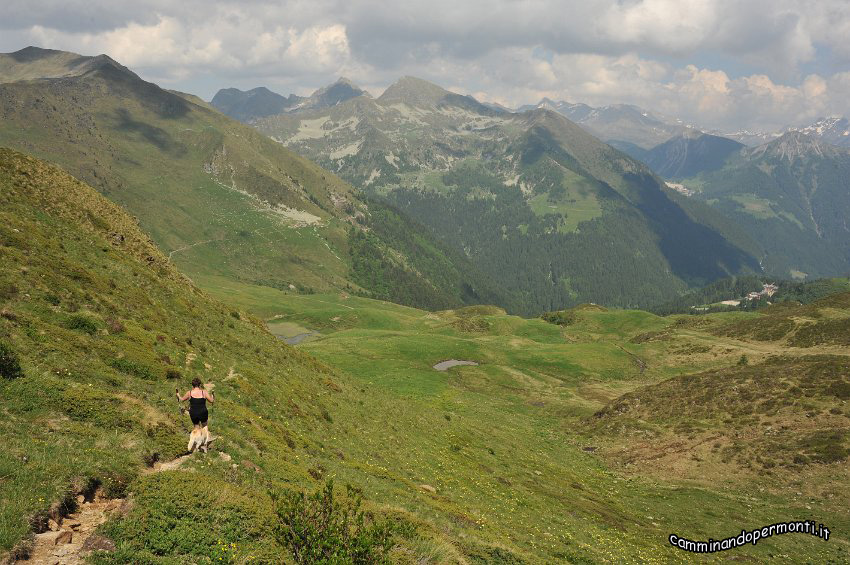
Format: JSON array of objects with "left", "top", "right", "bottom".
[{"left": 3, "top": 0, "right": 850, "bottom": 130}]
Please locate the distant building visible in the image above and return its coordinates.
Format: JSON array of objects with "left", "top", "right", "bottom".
[
  {"left": 747, "top": 292, "right": 762, "bottom": 300},
  {"left": 761, "top": 283, "right": 778, "bottom": 297}
]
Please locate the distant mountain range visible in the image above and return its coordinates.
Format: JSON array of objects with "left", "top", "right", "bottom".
[
  {"left": 213, "top": 81, "right": 850, "bottom": 152},
  {"left": 516, "top": 98, "right": 690, "bottom": 149},
  {"left": 208, "top": 76, "right": 850, "bottom": 300},
  {"left": 516, "top": 96, "right": 850, "bottom": 155},
  {"left": 211, "top": 78, "right": 366, "bottom": 122},
  {"left": 678, "top": 131, "right": 850, "bottom": 279},
  {"left": 719, "top": 117, "right": 850, "bottom": 148},
  {"left": 237, "top": 75, "right": 764, "bottom": 312},
  {"left": 616, "top": 130, "right": 745, "bottom": 179},
  {"left": 613, "top": 125, "right": 850, "bottom": 280}
]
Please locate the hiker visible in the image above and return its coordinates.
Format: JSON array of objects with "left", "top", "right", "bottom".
[{"left": 176, "top": 377, "right": 214, "bottom": 452}]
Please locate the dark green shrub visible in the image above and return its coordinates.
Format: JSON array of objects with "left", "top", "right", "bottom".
[
  {"left": 62, "top": 385, "right": 129, "bottom": 428},
  {"left": 0, "top": 341, "right": 23, "bottom": 380},
  {"left": 800, "top": 431, "right": 849, "bottom": 463},
  {"left": 66, "top": 314, "right": 99, "bottom": 334},
  {"left": 541, "top": 310, "right": 577, "bottom": 326},
  {"left": 101, "top": 473, "right": 133, "bottom": 498},
  {"left": 144, "top": 422, "right": 184, "bottom": 461},
  {"left": 828, "top": 381, "right": 850, "bottom": 399},
  {"left": 110, "top": 358, "right": 157, "bottom": 380},
  {"left": 737, "top": 354, "right": 749, "bottom": 366},
  {"left": 273, "top": 480, "right": 404, "bottom": 564}
]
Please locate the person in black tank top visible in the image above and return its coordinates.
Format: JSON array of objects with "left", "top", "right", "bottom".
[{"left": 177, "top": 377, "right": 215, "bottom": 451}]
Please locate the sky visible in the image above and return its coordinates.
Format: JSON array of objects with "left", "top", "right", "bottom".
[{"left": 3, "top": 0, "right": 850, "bottom": 132}]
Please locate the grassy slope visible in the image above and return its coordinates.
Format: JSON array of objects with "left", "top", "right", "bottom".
[
  {"left": 202, "top": 278, "right": 850, "bottom": 562},
  {"left": 1, "top": 148, "right": 526, "bottom": 563},
  {"left": 0, "top": 59, "right": 356, "bottom": 294},
  {"left": 2, "top": 150, "right": 848, "bottom": 561},
  {"left": 0, "top": 49, "right": 511, "bottom": 313}
]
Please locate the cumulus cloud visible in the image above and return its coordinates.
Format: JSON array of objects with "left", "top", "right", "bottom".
[{"left": 2, "top": 0, "right": 850, "bottom": 130}]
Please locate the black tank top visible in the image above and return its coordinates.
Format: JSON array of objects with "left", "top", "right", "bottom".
[{"left": 189, "top": 394, "right": 206, "bottom": 410}]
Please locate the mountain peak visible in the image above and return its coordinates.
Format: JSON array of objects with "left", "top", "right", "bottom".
[
  {"left": 0, "top": 47, "right": 138, "bottom": 85},
  {"left": 750, "top": 130, "right": 842, "bottom": 161},
  {"left": 211, "top": 86, "right": 297, "bottom": 121},
  {"left": 377, "top": 76, "right": 450, "bottom": 106},
  {"left": 308, "top": 77, "right": 367, "bottom": 106}
]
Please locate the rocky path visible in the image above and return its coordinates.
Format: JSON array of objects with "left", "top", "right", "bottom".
[
  {"left": 18, "top": 495, "right": 123, "bottom": 565},
  {"left": 17, "top": 454, "right": 193, "bottom": 564}
]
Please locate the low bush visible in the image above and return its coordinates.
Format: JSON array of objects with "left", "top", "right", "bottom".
[
  {"left": 0, "top": 341, "right": 23, "bottom": 380},
  {"left": 273, "top": 480, "right": 406, "bottom": 564},
  {"left": 144, "top": 422, "right": 184, "bottom": 461},
  {"left": 62, "top": 385, "right": 130, "bottom": 428},
  {"left": 541, "top": 310, "right": 577, "bottom": 326},
  {"left": 65, "top": 314, "right": 99, "bottom": 335},
  {"left": 110, "top": 358, "right": 157, "bottom": 380},
  {"left": 100, "top": 473, "right": 275, "bottom": 562}
]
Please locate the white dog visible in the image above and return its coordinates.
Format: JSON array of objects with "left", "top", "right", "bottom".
[{"left": 187, "top": 426, "right": 211, "bottom": 453}]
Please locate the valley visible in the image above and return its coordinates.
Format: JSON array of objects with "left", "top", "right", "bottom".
[{"left": 1, "top": 42, "right": 850, "bottom": 565}]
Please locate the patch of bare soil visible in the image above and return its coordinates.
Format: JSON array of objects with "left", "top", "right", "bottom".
[{"left": 17, "top": 493, "right": 127, "bottom": 565}]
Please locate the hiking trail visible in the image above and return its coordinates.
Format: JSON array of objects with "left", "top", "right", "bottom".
[{"left": 15, "top": 453, "right": 195, "bottom": 564}]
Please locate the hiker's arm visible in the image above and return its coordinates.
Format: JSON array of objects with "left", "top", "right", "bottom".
[
  {"left": 205, "top": 390, "right": 214, "bottom": 404},
  {"left": 177, "top": 389, "right": 191, "bottom": 401}
]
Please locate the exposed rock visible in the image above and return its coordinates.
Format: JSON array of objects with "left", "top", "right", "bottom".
[
  {"left": 48, "top": 502, "right": 64, "bottom": 523},
  {"left": 51, "top": 545, "right": 72, "bottom": 557},
  {"left": 54, "top": 530, "right": 72, "bottom": 545},
  {"left": 81, "top": 534, "right": 116, "bottom": 553},
  {"left": 218, "top": 452, "right": 232, "bottom": 462},
  {"left": 418, "top": 484, "right": 437, "bottom": 494},
  {"left": 66, "top": 520, "right": 81, "bottom": 531},
  {"left": 47, "top": 519, "right": 61, "bottom": 532}
]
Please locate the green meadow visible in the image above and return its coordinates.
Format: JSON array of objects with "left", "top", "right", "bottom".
[{"left": 190, "top": 278, "right": 850, "bottom": 563}]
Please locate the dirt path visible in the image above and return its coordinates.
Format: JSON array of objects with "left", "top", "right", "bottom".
[
  {"left": 18, "top": 496, "right": 122, "bottom": 565},
  {"left": 17, "top": 454, "right": 193, "bottom": 564}
]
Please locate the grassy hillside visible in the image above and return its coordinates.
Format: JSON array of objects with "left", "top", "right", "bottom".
[
  {"left": 194, "top": 276, "right": 850, "bottom": 562},
  {"left": 3, "top": 148, "right": 849, "bottom": 562},
  {"left": 0, "top": 148, "right": 539, "bottom": 563},
  {"left": 0, "top": 47, "right": 510, "bottom": 313}
]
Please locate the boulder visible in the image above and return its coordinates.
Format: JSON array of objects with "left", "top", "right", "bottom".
[
  {"left": 54, "top": 530, "right": 72, "bottom": 545},
  {"left": 81, "top": 534, "right": 116, "bottom": 553}
]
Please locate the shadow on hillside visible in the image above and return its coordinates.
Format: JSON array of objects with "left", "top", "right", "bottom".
[
  {"left": 626, "top": 172, "right": 763, "bottom": 285},
  {"left": 114, "top": 108, "right": 187, "bottom": 157}
]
